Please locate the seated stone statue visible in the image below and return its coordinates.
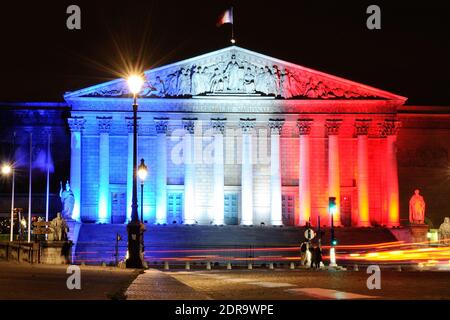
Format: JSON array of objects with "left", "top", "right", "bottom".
[
  {"left": 438, "top": 217, "right": 450, "bottom": 245},
  {"left": 50, "top": 212, "right": 69, "bottom": 241},
  {"left": 409, "top": 189, "right": 426, "bottom": 224}
]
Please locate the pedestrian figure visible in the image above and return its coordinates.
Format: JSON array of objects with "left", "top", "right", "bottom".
[
  {"left": 312, "top": 244, "right": 323, "bottom": 269},
  {"left": 300, "top": 241, "right": 308, "bottom": 266}
]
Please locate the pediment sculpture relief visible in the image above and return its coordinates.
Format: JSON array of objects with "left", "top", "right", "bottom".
[{"left": 87, "top": 52, "right": 382, "bottom": 99}]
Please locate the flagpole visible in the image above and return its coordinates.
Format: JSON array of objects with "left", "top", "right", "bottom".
[
  {"left": 9, "top": 132, "right": 16, "bottom": 242},
  {"left": 230, "top": 6, "right": 235, "bottom": 44},
  {"left": 45, "top": 132, "right": 51, "bottom": 223},
  {"left": 28, "top": 131, "right": 32, "bottom": 243}
]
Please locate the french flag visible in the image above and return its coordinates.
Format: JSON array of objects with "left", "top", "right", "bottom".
[{"left": 217, "top": 7, "right": 233, "bottom": 26}]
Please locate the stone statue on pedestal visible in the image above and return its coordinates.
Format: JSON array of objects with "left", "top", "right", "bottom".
[
  {"left": 438, "top": 217, "right": 450, "bottom": 245},
  {"left": 50, "top": 212, "right": 68, "bottom": 241},
  {"left": 60, "top": 180, "right": 75, "bottom": 220},
  {"left": 409, "top": 189, "right": 426, "bottom": 224}
]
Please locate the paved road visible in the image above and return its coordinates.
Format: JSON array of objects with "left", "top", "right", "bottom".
[
  {"left": 162, "top": 268, "right": 450, "bottom": 300},
  {"left": 0, "top": 261, "right": 140, "bottom": 300}
]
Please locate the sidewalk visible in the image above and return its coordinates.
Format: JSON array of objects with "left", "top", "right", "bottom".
[{"left": 125, "top": 269, "right": 211, "bottom": 300}]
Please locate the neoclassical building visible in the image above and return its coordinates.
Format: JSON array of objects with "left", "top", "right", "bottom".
[{"left": 64, "top": 46, "right": 406, "bottom": 227}]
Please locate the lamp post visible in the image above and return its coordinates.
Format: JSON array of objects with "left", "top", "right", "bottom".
[
  {"left": 138, "top": 158, "right": 148, "bottom": 223},
  {"left": 126, "top": 74, "right": 145, "bottom": 269},
  {"left": 329, "top": 196, "right": 338, "bottom": 267},
  {"left": 1, "top": 163, "right": 14, "bottom": 242}
]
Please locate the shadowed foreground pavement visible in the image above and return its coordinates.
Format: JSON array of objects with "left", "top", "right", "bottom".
[{"left": 0, "top": 261, "right": 140, "bottom": 300}]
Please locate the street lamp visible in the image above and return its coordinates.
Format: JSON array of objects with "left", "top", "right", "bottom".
[
  {"left": 138, "top": 158, "right": 148, "bottom": 223},
  {"left": 1, "top": 163, "right": 15, "bottom": 242},
  {"left": 126, "top": 74, "right": 145, "bottom": 269}
]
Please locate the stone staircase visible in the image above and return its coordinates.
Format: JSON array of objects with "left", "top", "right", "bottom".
[{"left": 75, "top": 223, "right": 398, "bottom": 265}]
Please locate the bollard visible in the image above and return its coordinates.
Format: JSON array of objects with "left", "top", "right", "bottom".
[
  {"left": 290, "top": 262, "right": 295, "bottom": 270},
  {"left": 354, "top": 264, "right": 359, "bottom": 271},
  {"left": 164, "top": 261, "right": 169, "bottom": 270},
  {"left": 248, "top": 263, "right": 253, "bottom": 270},
  {"left": 206, "top": 261, "right": 211, "bottom": 270},
  {"left": 185, "top": 261, "right": 190, "bottom": 270},
  {"left": 396, "top": 265, "right": 402, "bottom": 272},
  {"left": 227, "top": 262, "right": 232, "bottom": 270},
  {"left": 101, "top": 261, "right": 106, "bottom": 267},
  {"left": 269, "top": 262, "right": 274, "bottom": 270}
]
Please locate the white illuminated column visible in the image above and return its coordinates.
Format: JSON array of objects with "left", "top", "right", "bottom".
[
  {"left": 240, "top": 118, "right": 255, "bottom": 226},
  {"left": 355, "top": 119, "right": 372, "bottom": 227},
  {"left": 154, "top": 118, "right": 169, "bottom": 224},
  {"left": 68, "top": 117, "right": 85, "bottom": 222},
  {"left": 97, "top": 117, "right": 112, "bottom": 223},
  {"left": 269, "top": 119, "right": 284, "bottom": 226},
  {"left": 297, "top": 119, "right": 313, "bottom": 226},
  {"left": 212, "top": 118, "right": 226, "bottom": 225},
  {"left": 383, "top": 120, "right": 401, "bottom": 227},
  {"left": 183, "top": 118, "right": 197, "bottom": 225},
  {"left": 326, "top": 119, "right": 342, "bottom": 227}
]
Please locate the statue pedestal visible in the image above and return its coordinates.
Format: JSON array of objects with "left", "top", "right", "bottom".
[
  {"left": 65, "top": 219, "right": 82, "bottom": 263},
  {"left": 409, "top": 224, "right": 429, "bottom": 244},
  {"left": 39, "top": 241, "right": 73, "bottom": 264}
]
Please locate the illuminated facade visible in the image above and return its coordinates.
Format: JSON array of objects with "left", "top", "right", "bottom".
[{"left": 64, "top": 46, "right": 407, "bottom": 227}]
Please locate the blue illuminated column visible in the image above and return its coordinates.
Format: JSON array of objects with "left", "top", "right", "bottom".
[
  {"left": 239, "top": 118, "right": 255, "bottom": 226},
  {"left": 126, "top": 118, "right": 135, "bottom": 222},
  {"left": 269, "top": 119, "right": 284, "bottom": 226},
  {"left": 68, "top": 117, "right": 85, "bottom": 222},
  {"left": 182, "top": 118, "right": 197, "bottom": 225},
  {"left": 97, "top": 117, "right": 112, "bottom": 223},
  {"left": 211, "top": 118, "right": 226, "bottom": 225},
  {"left": 154, "top": 117, "right": 169, "bottom": 224}
]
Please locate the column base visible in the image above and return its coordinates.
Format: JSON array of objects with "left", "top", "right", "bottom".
[
  {"left": 96, "top": 219, "right": 109, "bottom": 224},
  {"left": 357, "top": 221, "right": 371, "bottom": 227},
  {"left": 155, "top": 219, "right": 167, "bottom": 225},
  {"left": 184, "top": 219, "right": 196, "bottom": 225},
  {"left": 271, "top": 220, "right": 283, "bottom": 226},
  {"left": 213, "top": 220, "right": 225, "bottom": 226},
  {"left": 387, "top": 223, "right": 400, "bottom": 228},
  {"left": 240, "top": 220, "right": 253, "bottom": 226}
]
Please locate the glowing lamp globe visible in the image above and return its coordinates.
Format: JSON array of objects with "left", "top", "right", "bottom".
[
  {"left": 1, "top": 164, "right": 12, "bottom": 175},
  {"left": 138, "top": 159, "right": 148, "bottom": 181},
  {"left": 127, "top": 75, "right": 144, "bottom": 95}
]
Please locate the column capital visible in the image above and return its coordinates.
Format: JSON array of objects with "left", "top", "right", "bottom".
[
  {"left": 268, "top": 119, "right": 285, "bottom": 135},
  {"left": 182, "top": 117, "right": 198, "bottom": 134},
  {"left": 154, "top": 117, "right": 169, "bottom": 134},
  {"left": 211, "top": 118, "right": 227, "bottom": 134},
  {"left": 239, "top": 118, "right": 256, "bottom": 133},
  {"left": 381, "top": 119, "right": 401, "bottom": 137},
  {"left": 355, "top": 119, "right": 372, "bottom": 136},
  {"left": 325, "top": 119, "right": 343, "bottom": 136},
  {"left": 97, "top": 116, "right": 113, "bottom": 133},
  {"left": 68, "top": 117, "right": 86, "bottom": 132},
  {"left": 125, "top": 117, "right": 141, "bottom": 133},
  {"left": 297, "top": 118, "right": 314, "bottom": 135}
]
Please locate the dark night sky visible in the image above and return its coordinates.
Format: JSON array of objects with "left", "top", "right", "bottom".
[{"left": 0, "top": 0, "right": 449, "bottom": 105}]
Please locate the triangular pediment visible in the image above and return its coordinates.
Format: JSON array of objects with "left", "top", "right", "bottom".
[{"left": 64, "top": 46, "right": 406, "bottom": 102}]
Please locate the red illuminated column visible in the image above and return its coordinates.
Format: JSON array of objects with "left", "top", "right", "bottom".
[
  {"left": 297, "top": 119, "right": 313, "bottom": 226},
  {"left": 269, "top": 119, "right": 285, "bottom": 226},
  {"left": 355, "top": 119, "right": 372, "bottom": 227},
  {"left": 326, "top": 119, "right": 343, "bottom": 227},
  {"left": 383, "top": 120, "right": 401, "bottom": 227},
  {"left": 240, "top": 118, "right": 256, "bottom": 226}
]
